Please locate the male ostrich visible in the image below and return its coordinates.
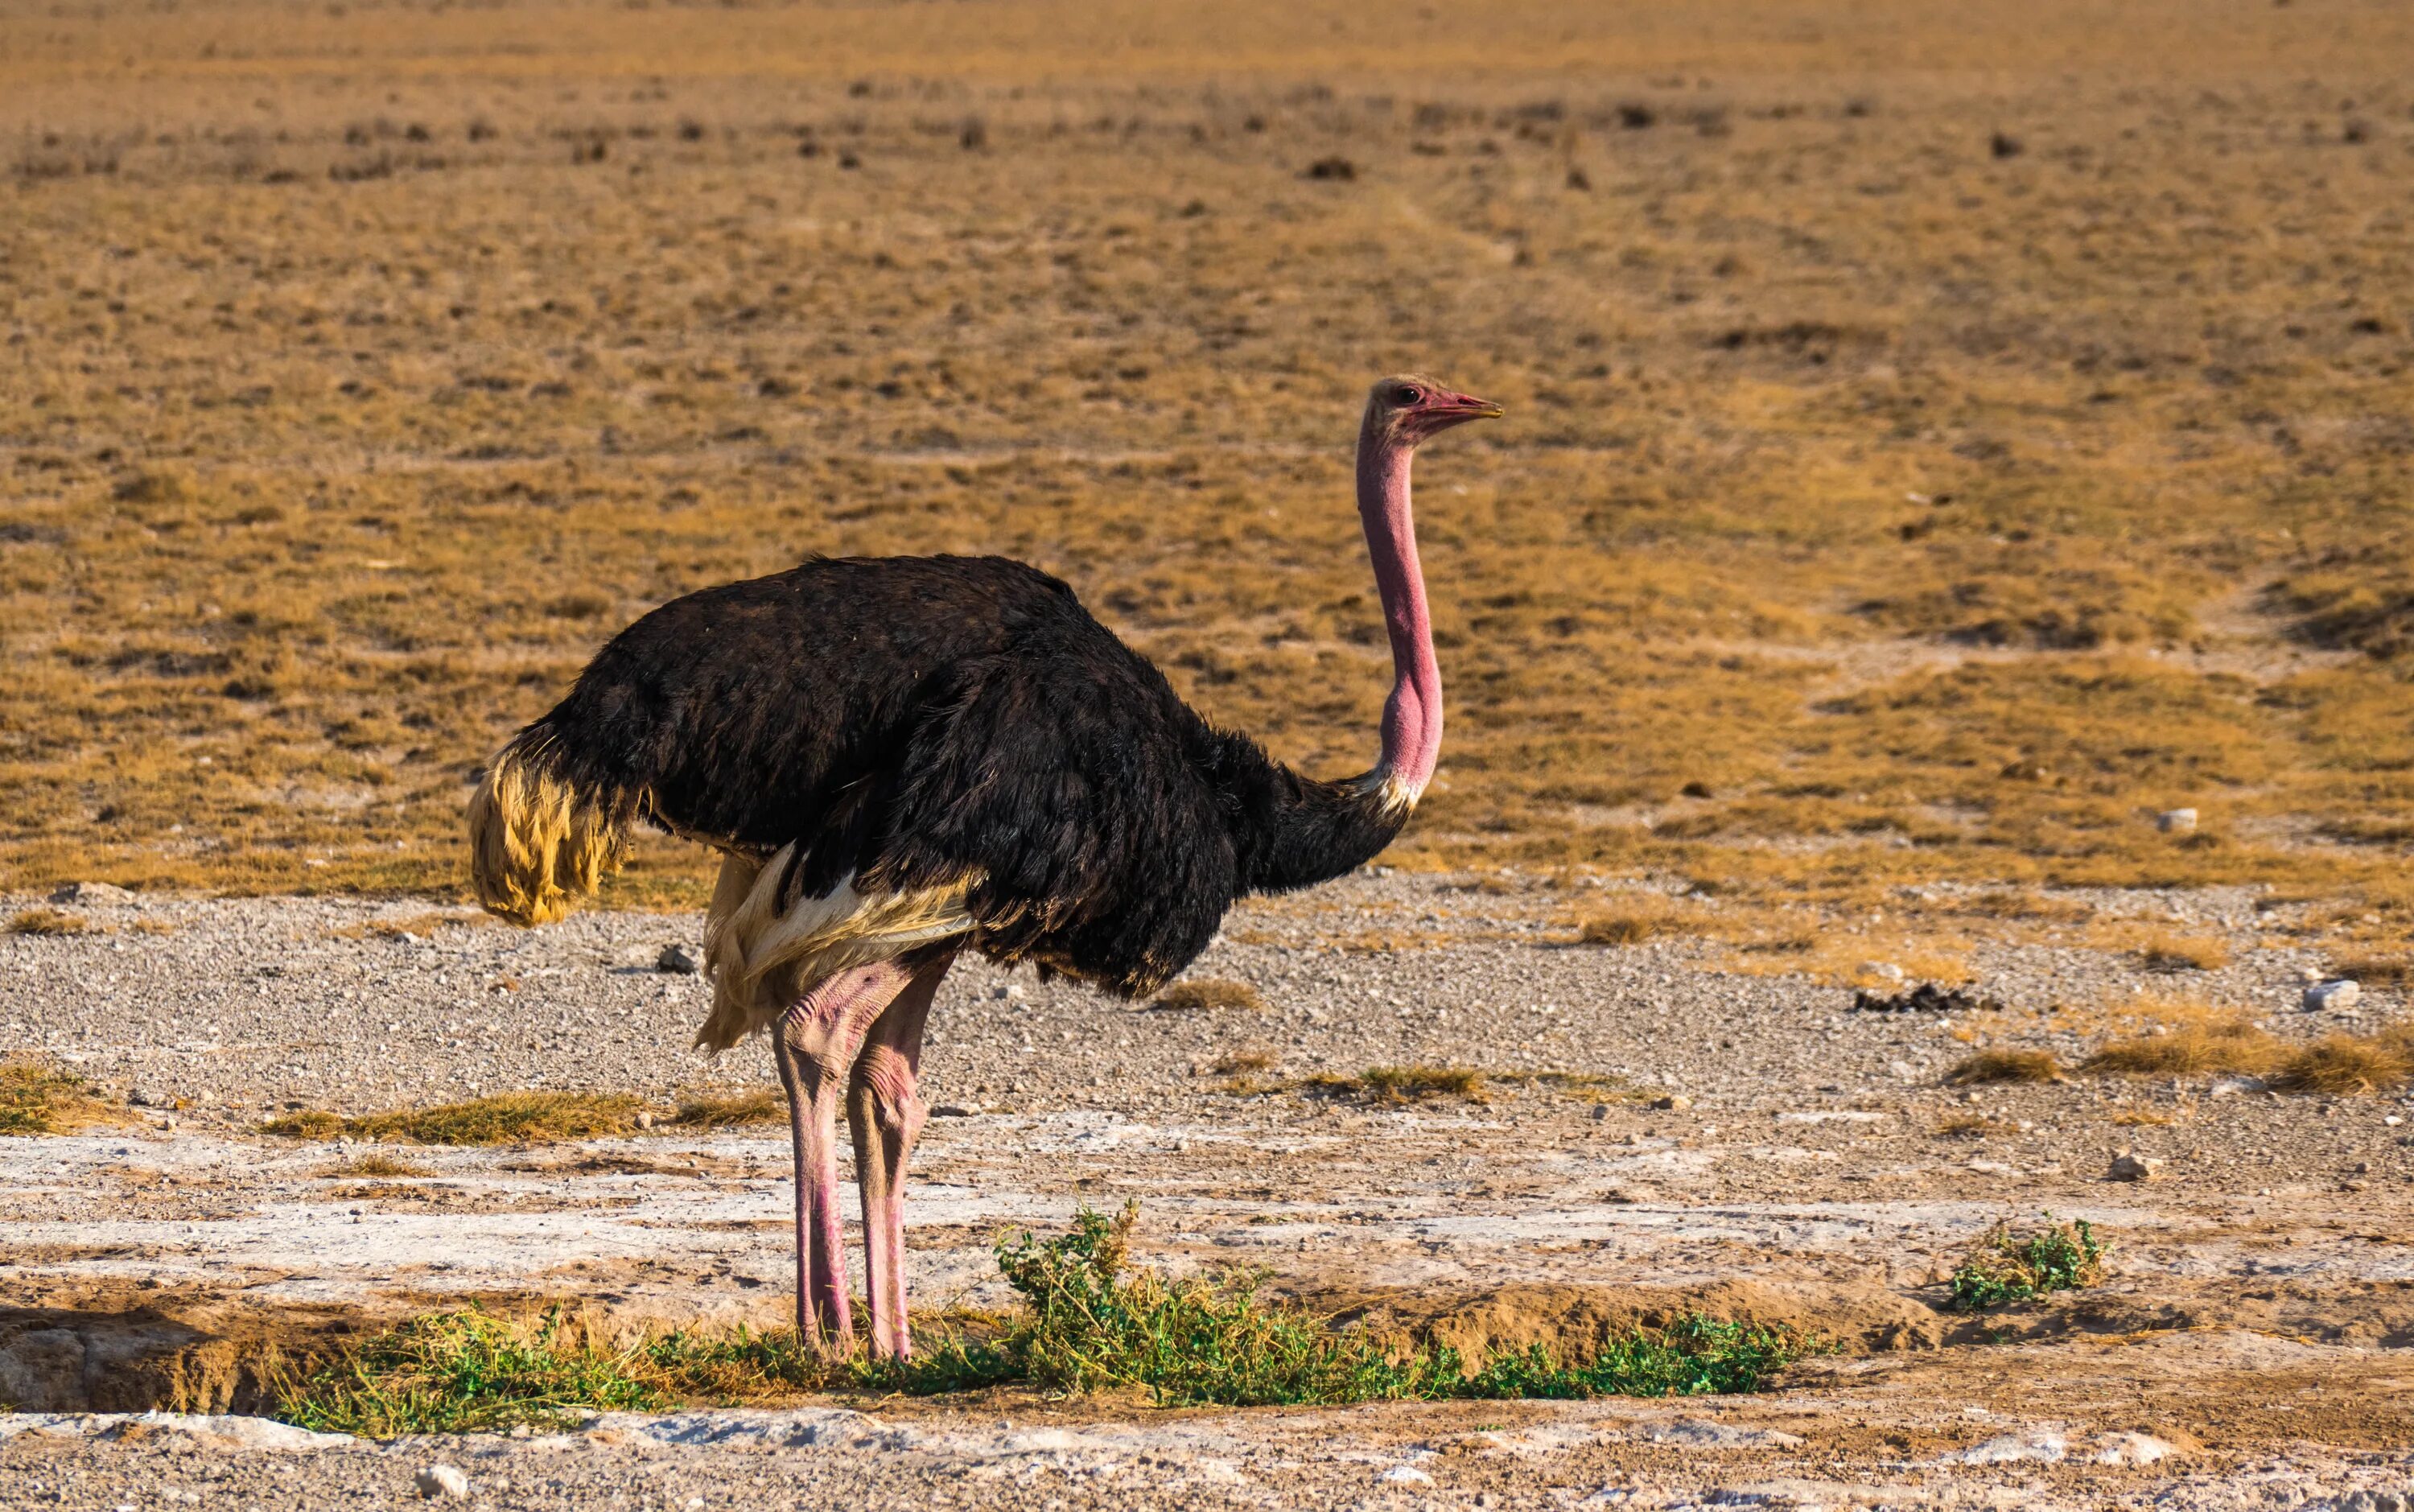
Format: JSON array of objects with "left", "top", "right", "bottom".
[{"left": 468, "top": 375, "right": 1501, "bottom": 1358}]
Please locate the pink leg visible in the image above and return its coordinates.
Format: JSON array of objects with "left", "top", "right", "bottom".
[
  {"left": 771, "top": 960, "right": 918, "bottom": 1354},
  {"left": 849, "top": 950, "right": 954, "bottom": 1361}
]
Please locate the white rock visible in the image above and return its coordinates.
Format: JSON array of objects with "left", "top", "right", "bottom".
[
  {"left": 2210, "top": 1076, "right": 2268, "bottom": 1098},
  {"left": 415, "top": 1465, "right": 472, "bottom": 1500},
  {"left": 1379, "top": 1464, "right": 1435, "bottom": 1485},
  {"left": 1939, "top": 1431, "right": 2066, "bottom": 1465},
  {"left": 2305, "top": 979, "right": 2362, "bottom": 1013},
  {"left": 2157, "top": 808, "right": 2198, "bottom": 834},
  {"left": 2091, "top": 1431, "right": 2176, "bottom": 1466},
  {"left": 1860, "top": 961, "right": 1906, "bottom": 983},
  {"left": 1646, "top": 1419, "right": 1805, "bottom": 1448},
  {"left": 2108, "top": 1152, "right": 2162, "bottom": 1181},
  {"left": 49, "top": 881, "right": 132, "bottom": 904}
]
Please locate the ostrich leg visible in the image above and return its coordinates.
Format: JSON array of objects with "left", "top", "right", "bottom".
[
  {"left": 771, "top": 960, "right": 921, "bottom": 1353},
  {"left": 848, "top": 950, "right": 956, "bottom": 1360}
]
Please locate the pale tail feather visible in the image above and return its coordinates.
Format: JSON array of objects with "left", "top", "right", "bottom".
[{"left": 694, "top": 847, "right": 976, "bottom": 1053}]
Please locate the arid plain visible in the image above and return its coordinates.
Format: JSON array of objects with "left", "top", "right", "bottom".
[{"left": 3, "top": 1, "right": 2414, "bottom": 1507}]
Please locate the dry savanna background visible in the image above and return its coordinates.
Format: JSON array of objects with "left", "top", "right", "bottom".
[{"left": 4, "top": 0, "right": 2414, "bottom": 949}]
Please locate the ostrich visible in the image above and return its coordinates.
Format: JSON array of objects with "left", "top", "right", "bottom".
[{"left": 468, "top": 374, "right": 1501, "bottom": 1358}]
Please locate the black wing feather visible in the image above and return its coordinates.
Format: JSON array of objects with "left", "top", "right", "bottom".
[{"left": 518, "top": 554, "right": 1396, "bottom": 996}]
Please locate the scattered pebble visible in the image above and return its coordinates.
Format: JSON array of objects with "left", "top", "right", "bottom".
[
  {"left": 2304, "top": 979, "right": 2362, "bottom": 1013},
  {"left": 415, "top": 1464, "right": 472, "bottom": 1500},
  {"left": 2109, "top": 1152, "right": 2163, "bottom": 1182},
  {"left": 656, "top": 944, "right": 701, "bottom": 975},
  {"left": 1938, "top": 1430, "right": 2066, "bottom": 1465},
  {"left": 1851, "top": 983, "right": 1997, "bottom": 1015},
  {"left": 1650, "top": 1094, "right": 1693, "bottom": 1111},
  {"left": 2092, "top": 1431, "right": 2177, "bottom": 1466}
]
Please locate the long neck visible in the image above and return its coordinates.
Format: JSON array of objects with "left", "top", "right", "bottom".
[{"left": 1356, "top": 414, "right": 1441, "bottom": 810}]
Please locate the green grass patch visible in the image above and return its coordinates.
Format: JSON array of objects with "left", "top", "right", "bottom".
[
  {"left": 274, "top": 1205, "right": 1816, "bottom": 1433},
  {"left": 1949, "top": 1214, "right": 2110, "bottom": 1312},
  {"left": 0, "top": 1061, "right": 131, "bottom": 1135},
  {"left": 271, "top": 1308, "right": 669, "bottom": 1436}
]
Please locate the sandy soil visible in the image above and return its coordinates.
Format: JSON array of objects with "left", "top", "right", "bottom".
[{"left": 2, "top": 880, "right": 2410, "bottom": 1509}]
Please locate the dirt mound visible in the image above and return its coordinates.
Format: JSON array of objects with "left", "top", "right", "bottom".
[
  {"left": 1950, "top": 1277, "right": 2414, "bottom": 1350},
  {"left": 0, "top": 1302, "right": 366, "bottom": 1414},
  {"left": 1304, "top": 1279, "right": 1949, "bottom": 1373}
]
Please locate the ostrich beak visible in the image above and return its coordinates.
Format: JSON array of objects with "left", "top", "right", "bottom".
[{"left": 1432, "top": 391, "right": 1505, "bottom": 426}]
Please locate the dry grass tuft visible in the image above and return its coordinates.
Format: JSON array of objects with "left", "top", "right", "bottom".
[
  {"left": 0, "top": 1062, "right": 134, "bottom": 1135},
  {"left": 2269, "top": 1030, "right": 2414, "bottom": 1097},
  {"left": 1575, "top": 908, "right": 1667, "bottom": 946},
  {"left": 1211, "top": 1049, "right": 1278, "bottom": 1077},
  {"left": 2136, "top": 930, "right": 2230, "bottom": 974},
  {"left": 264, "top": 1093, "right": 649, "bottom": 1145},
  {"left": 1350, "top": 1065, "right": 1489, "bottom": 1103},
  {"left": 2109, "top": 1109, "right": 2176, "bottom": 1127},
  {"left": 314, "top": 1153, "right": 435, "bottom": 1178},
  {"left": 1945, "top": 1049, "right": 2062, "bottom": 1085},
  {"left": 665, "top": 1091, "right": 785, "bottom": 1130},
  {"left": 1934, "top": 1114, "right": 1993, "bottom": 1137},
  {"left": 6, "top": 908, "right": 91, "bottom": 937},
  {"left": 1153, "top": 978, "right": 1266, "bottom": 1012},
  {"left": 327, "top": 912, "right": 487, "bottom": 942},
  {"left": 2082, "top": 1015, "right": 2281, "bottom": 1077},
  {"left": 2326, "top": 957, "right": 2414, "bottom": 987}
]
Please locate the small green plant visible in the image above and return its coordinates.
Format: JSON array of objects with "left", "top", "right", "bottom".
[
  {"left": 1948, "top": 1214, "right": 2109, "bottom": 1312},
  {"left": 1462, "top": 1316, "right": 1808, "bottom": 1399}
]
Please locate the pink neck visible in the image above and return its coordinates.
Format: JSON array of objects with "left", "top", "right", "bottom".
[{"left": 1356, "top": 415, "right": 1442, "bottom": 803}]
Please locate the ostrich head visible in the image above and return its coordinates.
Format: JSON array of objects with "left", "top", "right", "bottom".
[{"left": 1364, "top": 373, "right": 1504, "bottom": 447}]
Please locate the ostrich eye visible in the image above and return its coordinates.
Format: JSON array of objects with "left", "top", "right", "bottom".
[{"left": 1396, "top": 386, "right": 1422, "bottom": 405}]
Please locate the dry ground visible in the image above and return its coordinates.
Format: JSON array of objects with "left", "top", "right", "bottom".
[
  {"left": 4, "top": 0, "right": 2414, "bottom": 928},
  {"left": 1, "top": 884, "right": 2411, "bottom": 1508}
]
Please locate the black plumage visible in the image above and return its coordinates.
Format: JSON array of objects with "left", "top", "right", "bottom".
[{"left": 500, "top": 553, "right": 1403, "bottom": 996}]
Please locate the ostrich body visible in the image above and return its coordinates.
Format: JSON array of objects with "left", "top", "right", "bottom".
[{"left": 468, "top": 376, "right": 1500, "bottom": 1358}]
